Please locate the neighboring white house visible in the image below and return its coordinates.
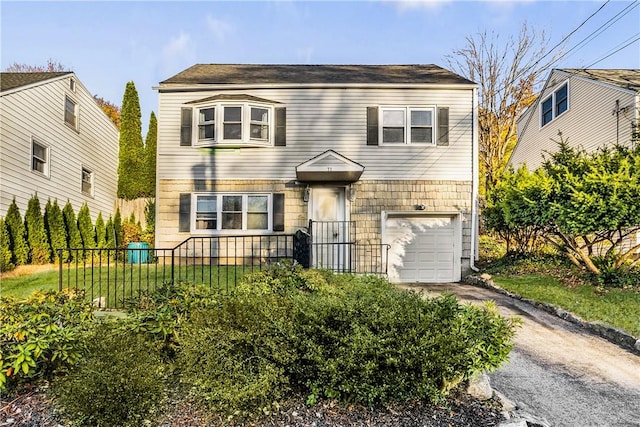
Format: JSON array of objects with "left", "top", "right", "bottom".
[
  {"left": 0, "top": 72, "right": 119, "bottom": 220},
  {"left": 155, "top": 64, "right": 479, "bottom": 283},
  {"left": 509, "top": 68, "right": 640, "bottom": 171}
]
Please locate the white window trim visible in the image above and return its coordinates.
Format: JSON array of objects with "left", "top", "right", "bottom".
[
  {"left": 31, "top": 138, "right": 50, "bottom": 178},
  {"left": 81, "top": 167, "right": 94, "bottom": 197},
  {"left": 540, "top": 82, "right": 569, "bottom": 128},
  {"left": 191, "top": 193, "right": 273, "bottom": 234},
  {"left": 64, "top": 95, "right": 79, "bottom": 131},
  {"left": 193, "top": 101, "right": 274, "bottom": 148},
  {"left": 379, "top": 106, "right": 437, "bottom": 145}
]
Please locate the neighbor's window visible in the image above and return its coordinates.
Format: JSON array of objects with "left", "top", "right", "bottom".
[
  {"left": 65, "top": 96, "right": 78, "bottom": 129},
  {"left": 31, "top": 139, "right": 49, "bottom": 176},
  {"left": 193, "top": 193, "right": 271, "bottom": 232},
  {"left": 194, "top": 102, "right": 273, "bottom": 147},
  {"left": 541, "top": 83, "right": 569, "bottom": 127},
  {"left": 81, "top": 168, "right": 94, "bottom": 196},
  {"left": 381, "top": 107, "right": 435, "bottom": 144}
]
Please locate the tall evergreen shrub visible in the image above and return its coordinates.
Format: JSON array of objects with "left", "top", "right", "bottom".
[
  {"left": 5, "top": 198, "right": 28, "bottom": 266},
  {"left": 62, "top": 201, "right": 82, "bottom": 261},
  {"left": 105, "top": 216, "right": 115, "bottom": 249},
  {"left": 77, "top": 203, "right": 96, "bottom": 260},
  {"left": 95, "top": 213, "right": 106, "bottom": 248},
  {"left": 144, "top": 111, "right": 157, "bottom": 197},
  {"left": 24, "top": 194, "right": 50, "bottom": 264},
  {"left": 45, "top": 199, "right": 67, "bottom": 263},
  {"left": 117, "top": 81, "right": 145, "bottom": 200},
  {"left": 0, "top": 218, "right": 14, "bottom": 272},
  {"left": 113, "top": 208, "right": 123, "bottom": 247}
]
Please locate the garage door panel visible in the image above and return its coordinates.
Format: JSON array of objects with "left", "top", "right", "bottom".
[{"left": 386, "top": 216, "right": 457, "bottom": 283}]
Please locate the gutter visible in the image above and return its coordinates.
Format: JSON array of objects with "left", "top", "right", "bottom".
[{"left": 470, "top": 87, "right": 480, "bottom": 272}]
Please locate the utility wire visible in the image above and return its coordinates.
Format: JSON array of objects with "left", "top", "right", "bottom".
[{"left": 585, "top": 35, "right": 640, "bottom": 68}]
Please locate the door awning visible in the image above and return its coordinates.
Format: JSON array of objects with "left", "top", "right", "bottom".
[{"left": 295, "top": 150, "right": 364, "bottom": 183}]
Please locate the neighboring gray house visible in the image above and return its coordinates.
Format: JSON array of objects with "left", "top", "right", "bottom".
[
  {"left": 155, "top": 64, "right": 479, "bottom": 283},
  {"left": 0, "top": 72, "right": 119, "bottom": 220},
  {"left": 509, "top": 68, "right": 640, "bottom": 170}
]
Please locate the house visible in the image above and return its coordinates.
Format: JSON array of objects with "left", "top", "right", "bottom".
[
  {"left": 0, "top": 72, "right": 119, "bottom": 220},
  {"left": 509, "top": 68, "right": 640, "bottom": 171},
  {"left": 155, "top": 64, "right": 479, "bottom": 283}
]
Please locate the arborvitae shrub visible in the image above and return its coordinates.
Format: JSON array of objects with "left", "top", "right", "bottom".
[
  {"left": 5, "top": 198, "right": 28, "bottom": 266},
  {"left": 77, "top": 203, "right": 96, "bottom": 260},
  {"left": 144, "top": 111, "right": 157, "bottom": 197},
  {"left": 44, "top": 199, "right": 66, "bottom": 263},
  {"left": 0, "top": 218, "right": 15, "bottom": 272},
  {"left": 95, "top": 213, "right": 106, "bottom": 248},
  {"left": 24, "top": 194, "right": 50, "bottom": 264},
  {"left": 105, "top": 216, "right": 115, "bottom": 249},
  {"left": 117, "top": 81, "right": 145, "bottom": 200},
  {"left": 62, "top": 201, "right": 81, "bottom": 261},
  {"left": 113, "top": 208, "right": 123, "bottom": 247}
]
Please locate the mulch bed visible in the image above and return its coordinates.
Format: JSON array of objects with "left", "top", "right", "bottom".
[{"left": 2, "top": 384, "right": 505, "bottom": 427}]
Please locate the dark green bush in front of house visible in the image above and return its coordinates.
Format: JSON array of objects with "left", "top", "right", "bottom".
[
  {"left": 62, "top": 201, "right": 81, "bottom": 262},
  {"left": 53, "top": 322, "right": 169, "bottom": 427},
  {"left": 5, "top": 198, "right": 28, "bottom": 266},
  {"left": 24, "top": 194, "right": 50, "bottom": 264},
  {"left": 44, "top": 199, "right": 66, "bottom": 264},
  {"left": 0, "top": 218, "right": 14, "bottom": 272}
]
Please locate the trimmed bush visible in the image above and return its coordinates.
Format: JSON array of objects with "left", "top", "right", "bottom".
[
  {"left": 0, "top": 289, "right": 94, "bottom": 392},
  {"left": 44, "top": 199, "right": 66, "bottom": 264},
  {"left": 53, "top": 322, "right": 169, "bottom": 427},
  {"left": 113, "top": 208, "right": 123, "bottom": 247},
  {"left": 5, "top": 198, "right": 28, "bottom": 266},
  {"left": 94, "top": 212, "right": 106, "bottom": 249},
  {"left": 62, "top": 201, "right": 81, "bottom": 261},
  {"left": 24, "top": 194, "right": 50, "bottom": 264},
  {"left": 77, "top": 203, "right": 95, "bottom": 260},
  {"left": 0, "top": 218, "right": 14, "bottom": 272}
]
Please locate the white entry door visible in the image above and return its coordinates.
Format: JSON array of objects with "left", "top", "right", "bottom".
[{"left": 309, "top": 187, "right": 349, "bottom": 270}]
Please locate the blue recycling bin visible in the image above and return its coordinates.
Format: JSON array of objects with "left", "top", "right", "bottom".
[{"left": 127, "top": 242, "right": 150, "bottom": 264}]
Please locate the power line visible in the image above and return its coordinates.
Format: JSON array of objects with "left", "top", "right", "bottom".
[{"left": 585, "top": 35, "right": 640, "bottom": 68}]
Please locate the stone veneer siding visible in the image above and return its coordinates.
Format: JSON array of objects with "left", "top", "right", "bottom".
[{"left": 157, "top": 178, "right": 473, "bottom": 260}]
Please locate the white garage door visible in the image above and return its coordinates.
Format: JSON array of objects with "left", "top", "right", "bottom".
[{"left": 385, "top": 216, "right": 458, "bottom": 283}]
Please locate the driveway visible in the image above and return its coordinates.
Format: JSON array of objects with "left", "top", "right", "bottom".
[{"left": 398, "top": 283, "right": 640, "bottom": 427}]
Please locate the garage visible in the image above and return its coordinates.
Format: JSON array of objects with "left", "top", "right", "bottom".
[{"left": 384, "top": 214, "right": 461, "bottom": 283}]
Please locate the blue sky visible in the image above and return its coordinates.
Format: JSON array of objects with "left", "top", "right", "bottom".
[{"left": 2, "top": 1, "right": 639, "bottom": 136}]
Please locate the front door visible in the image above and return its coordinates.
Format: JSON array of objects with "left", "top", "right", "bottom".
[{"left": 309, "top": 187, "right": 349, "bottom": 270}]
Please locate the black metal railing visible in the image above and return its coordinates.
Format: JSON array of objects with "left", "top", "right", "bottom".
[{"left": 58, "top": 228, "right": 389, "bottom": 309}]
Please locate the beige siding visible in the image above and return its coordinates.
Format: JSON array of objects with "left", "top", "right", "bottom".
[
  {"left": 511, "top": 70, "right": 637, "bottom": 170},
  {"left": 157, "top": 87, "right": 474, "bottom": 182},
  {"left": 0, "top": 75, "right": 119, "bottom": 220}
]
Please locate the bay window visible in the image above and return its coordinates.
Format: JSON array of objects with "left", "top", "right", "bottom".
[{"left": 193, "top": 101, "right": 273, "bottom": 147}]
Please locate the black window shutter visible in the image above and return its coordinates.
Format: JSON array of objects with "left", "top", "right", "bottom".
[
  {"left": 437, "top": 107, "right": 449, "bottom": 146},
  {"left": 367, "top": 107, "right": 379, "bottom": 145},
  {"left": 275, "top": 108, "right": 286, "bottom": 146},
  {"left": 273, "top": 193, "right": 285, "bottom": 231},
  {"left": 179, "top": 193, "right": 191, "bottom": 232},
  {"left": 180, "top": 108, "right": 192, "bottom": 146}
]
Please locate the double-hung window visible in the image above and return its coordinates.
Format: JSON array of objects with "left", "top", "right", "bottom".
[
  {"left": 194, "top": 193, "right": 271, "bottom": 232},
  {"left": 65, "top": 96, "right": 78, "bottom": 130},
  {"left": 380, "top": 107, "right": 435, "bottom": 145},
  {"left": 541, "top": 83, "right": 569, "bottom": 127},
  {"left": 31, "top": 139, "right": 49, "bottom": 176},
  {"left": 193, "top": 101, "right": 273, "bottom": 147}
]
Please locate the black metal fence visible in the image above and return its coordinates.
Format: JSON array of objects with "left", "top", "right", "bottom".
[{"left": 58, "top": 227, "right": 389, "bottom": 309}]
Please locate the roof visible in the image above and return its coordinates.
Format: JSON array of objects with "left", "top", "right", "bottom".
[
  {"left": 558, "top": 69, "right": 640, "bottom": 92},
  {"left": 160, "top": 64, "right": 475, "bottom": 86},
  {"left": 0, "top": 72, "right": 73, "bottom": 92}
]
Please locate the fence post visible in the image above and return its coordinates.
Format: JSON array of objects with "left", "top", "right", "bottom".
[
  {"left": 58, "top": 249, "right": 63, "bottom": 291},
  {"left": 171, "top": 250, "right": 175, "bottom": 285}
]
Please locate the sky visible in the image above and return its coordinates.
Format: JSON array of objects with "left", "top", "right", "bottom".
[{"left": 2, "top": 0, "right": 639, "bottom": 136}]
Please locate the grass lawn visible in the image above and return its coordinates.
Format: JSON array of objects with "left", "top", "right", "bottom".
[
  {"left": 1, "top": 263, "right": 252, "bottom": 308},
  {"left": 491, "top": 274, "right": 640, "bottom": 338}
]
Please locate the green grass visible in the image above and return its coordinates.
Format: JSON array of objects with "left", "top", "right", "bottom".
[
  {"left": 492, "top": 274, "right": 640, "bottom": 338},
  {"left": 1, "top": 263, "right": 251, "bottom": 308}
]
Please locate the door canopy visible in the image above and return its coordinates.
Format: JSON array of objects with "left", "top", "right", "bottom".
[{"left": 296, "top": 150, "right": 364, "bottom": 183}]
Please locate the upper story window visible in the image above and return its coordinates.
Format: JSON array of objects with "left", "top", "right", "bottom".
[
  {"left": 541, "top": 83, "right": 569, "bottom": 127},
  {"left": 191, "top": 101, "right": 274, "bottom": 147},
  {"left": 31, "top": 139, "right": 50, "bottom": 177},
  {"left": 380, "top": 107, "right": 435, "bottom": 145},
  {"left": 81, "top": 167, "right": 94, "bottom": 196},
  {"left": 65, "top": 96, "right": 78, "bottom": 130}
]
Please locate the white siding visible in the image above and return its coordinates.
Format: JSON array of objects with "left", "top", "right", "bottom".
[
  {"left": 0, "top": 75, "right": 119, "bottom": 220},
  {"left": 157, "top": 87, "right": 474, "bottom": 182},
  {"left": 511, "top": 70, "right": 637, "bottom": 170}
]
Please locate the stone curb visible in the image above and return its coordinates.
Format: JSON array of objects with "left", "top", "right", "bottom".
[{"left": 464, "top": 274, "right": 640, "bottom": 356}]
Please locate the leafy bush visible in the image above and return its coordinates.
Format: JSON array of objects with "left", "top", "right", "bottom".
[
  {"left": 53, "top": 322, "right": 169, "bottom": 427},
  {"left": 0, "top": 289, "right": 94, "bottom": 392}
]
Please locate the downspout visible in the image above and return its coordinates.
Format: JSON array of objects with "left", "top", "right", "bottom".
[{"left": 470, "top": 87, "right": 480, "bottom": 272}]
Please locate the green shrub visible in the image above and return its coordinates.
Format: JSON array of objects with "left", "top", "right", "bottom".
[
  {"left": 0, "top": 218, "right": 14, "bottom": 272},
  {"left": 24, "top": 194, "right": 50, "bottom": 264},
  {"left": 53, "top": 322, "right": 169, "bottom": 427},
  {"left": 5, "top": 198, "right": 28, "bottom": 266},
  {"left": 0, "top": 289, "right": 94, "bottom": 392},
  {"left": 77, "top": 203, "right": 96, "bottom": 259},
  {"left": 44, "top": 199, "right": 66, "bottom": 264},
  {"left": 62, "top": 201, "right": 81, "bottom": 261}
]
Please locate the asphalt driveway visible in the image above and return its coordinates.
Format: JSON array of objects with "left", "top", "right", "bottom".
[{"left": 398, "top": 283, "right": 640, "bottom": 427}]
